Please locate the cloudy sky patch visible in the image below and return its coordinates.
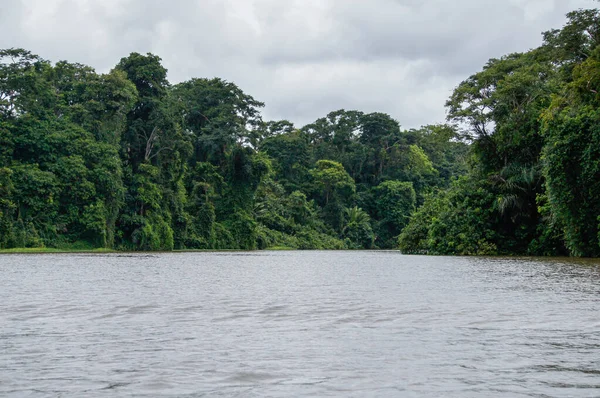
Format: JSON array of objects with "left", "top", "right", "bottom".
[{"left": 1, "top": 0, "right": 595, "bottom": 127}]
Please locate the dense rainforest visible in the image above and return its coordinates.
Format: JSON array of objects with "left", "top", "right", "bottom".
[
  {"left": 0, "top": 48, "right": 468, "bottom": 251},
  {"left": 0, "top": 7, "right": 598, "bottom": 256},
  {"left": 399, "top": 7, "right": 600, "bottom": 257}
]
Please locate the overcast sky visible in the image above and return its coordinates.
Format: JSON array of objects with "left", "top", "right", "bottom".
[{"left": 1, "top": 0, "right": 596, "bottom": 128}]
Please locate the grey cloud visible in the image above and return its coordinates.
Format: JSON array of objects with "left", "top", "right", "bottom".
[
  {"left": 0, "top": 1, "right": 26, "bottom": 45},
  {"left": 1, "top": 0, "right": 596, "bottom": 128},
  {"left": 256, "top": 0, "right": 571, "bottom": 75}
]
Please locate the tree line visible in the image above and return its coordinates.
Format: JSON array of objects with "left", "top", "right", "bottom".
[
  {"left": 399, "top": 8, "right": 600, "bottom": 257},
  {"left": 1, "top": 7, "right": 598, "bottom": 256},
  {"left": 0, "top": 49, "right": 466, "bottom": 251}
]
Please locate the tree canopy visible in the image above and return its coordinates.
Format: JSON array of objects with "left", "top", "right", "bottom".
[
  {"left": 400, "top": 7, "right": 600, "bottom": 257},
  {"left": 1, "top": 6, "right": 598, "bottom": 256},
  {"left": 0, "top": 48, "right": 466, "bottom": 251}
]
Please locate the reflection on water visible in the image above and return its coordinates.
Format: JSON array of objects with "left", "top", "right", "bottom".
[{"left": 1, "top": 252, "right": 599, "bottom": 397}]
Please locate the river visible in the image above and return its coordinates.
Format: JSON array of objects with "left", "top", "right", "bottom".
[{"left": 1, "top": 251, "right": 599, "bottom": 397}]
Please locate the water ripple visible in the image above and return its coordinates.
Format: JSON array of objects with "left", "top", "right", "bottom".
[{"left": 1, "top": 252, "right": 599, "bottom": 397}]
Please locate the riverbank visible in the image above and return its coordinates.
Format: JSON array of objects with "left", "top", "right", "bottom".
[
  {"left": 0, "top": 247, "right": 299, "bottom": 254},
  {"left": 0, "top": 248, "right": 116, "bottom": 254}
]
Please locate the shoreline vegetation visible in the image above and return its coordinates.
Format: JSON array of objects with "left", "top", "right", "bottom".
[
  {"left": 0, "top": 247, "right": 360, "bottom": 254},
  {"left": 0, "top": 247, "right": 116, "bottom": 254},
  {"left": 1, "top": 8, "right": 599, "bottom": 257}
]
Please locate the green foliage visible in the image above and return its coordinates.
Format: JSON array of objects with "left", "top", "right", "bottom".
[
  {"left": 260, "top": 128, "right": 310, "bottom": 191},
  {"left": 310, "top": 160, "right": 355, "bottom": 205},
  {"left": 399, "top": 7, "right": 600, "bottom": 257},
  {"left": 0, "top": 39, "right": 528, "bottom": 254},
  {"left": 0, "top": 167, "right": 15, "bottom": 248},
  {"left": 310, "top": 160, "right": 356, "bottom": 232},
  {"left": 3, "top": 7, "right": 598, "bottom": 255},
  {"left": 8, "top": 12, "right": 600, "bottom": 256},
  {"left": 541, "top": 51, "right": 600, "bottom": 256},
  {"left": 372, "top": 181, "right": 416, "bottom": 248},
  {"left": 398, "top": 192, "right": 446, "bottom": 254},
  {"left": 81, "top": 201, "right": 108, "bottom": 248},
  {"left": 538, "top": 11, "right": 600, "bottom": 257},
  {"left": 406, "top": 145, "right": 435, "bottom": 176},
  {"left": 171, "top": 77, "right": 264, "bottom": 163},
  {"left": 222, "top": 209, "right": 258, "bottom": 250},
  {"left": 342, "top": 206, "right": 375, "bottom": 249},
  {"left": 399, "top": 177, "right": 498, "bottom": 255},
  {"left": 135, "top": 213, "right": 174, "bottom": 251}
]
